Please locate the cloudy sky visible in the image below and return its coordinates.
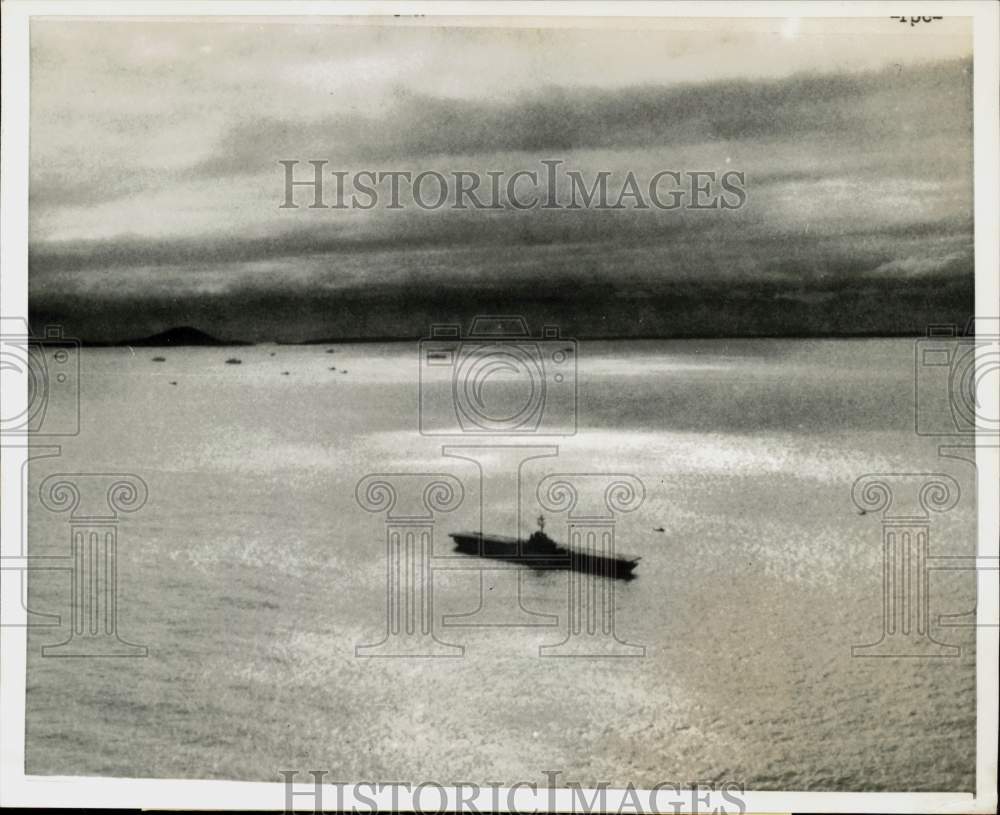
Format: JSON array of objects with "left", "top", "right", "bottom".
[{"left": 29, "top": 16, "right": 973, "bottom": 341}]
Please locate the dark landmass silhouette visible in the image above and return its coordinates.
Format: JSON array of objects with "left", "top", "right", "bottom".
[
  {"left": 42, "top": 267, "right": 970, "bottom": 345},
  {"left": 82, "top": 325, "right": 253, "bottom": 347}
]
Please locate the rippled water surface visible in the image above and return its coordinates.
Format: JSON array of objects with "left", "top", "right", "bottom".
[{"left": 26, "top": 339, "right": 976, "bottom": 789}]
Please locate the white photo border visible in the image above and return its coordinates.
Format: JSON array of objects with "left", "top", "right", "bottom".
[{"left": 1, "top": 1, "right": 997, "bottom": 812}]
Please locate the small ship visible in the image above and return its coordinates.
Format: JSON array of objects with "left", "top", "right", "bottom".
[{"left": 449, "top": 516, "right": 640, "bottom": 581}]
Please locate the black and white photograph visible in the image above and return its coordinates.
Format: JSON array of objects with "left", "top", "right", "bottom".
[{"left": 1, "top": 3, "right": 997, "bottom": 813}]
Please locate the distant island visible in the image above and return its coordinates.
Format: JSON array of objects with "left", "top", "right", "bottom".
[
  {"left": 81, "top": 326, "right": 253, "bottom": 347},
  {"left": 65, "top": 322, "right": 981, "bottom": 348}
]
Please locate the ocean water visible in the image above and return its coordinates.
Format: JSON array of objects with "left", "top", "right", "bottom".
[{"left": 25, "top": 339, "right": 977, "bottom": 789}]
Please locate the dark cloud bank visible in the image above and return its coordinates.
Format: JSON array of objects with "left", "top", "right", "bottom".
[{"left": 29, "top": 59, "right": 973, "bottom": 342}]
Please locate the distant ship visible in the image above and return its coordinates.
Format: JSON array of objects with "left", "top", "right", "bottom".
[{"left": 449, "top": 517, "right": 640, "bottom": 581}]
